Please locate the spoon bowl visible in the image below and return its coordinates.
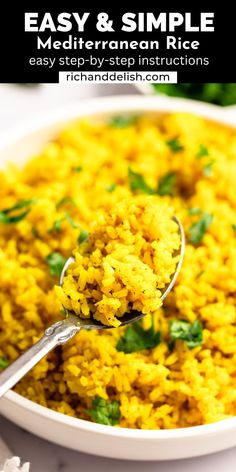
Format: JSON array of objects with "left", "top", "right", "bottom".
[
  {"left": 60, "top": 216, "right": 185, "bottom": 329},
  {"left": 0, "top": 216, "right": 184, "bottom": 397}
]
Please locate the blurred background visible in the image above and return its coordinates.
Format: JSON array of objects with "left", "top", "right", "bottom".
[{"left": 1, "top": 83, "right": 236, "bottom": 133}]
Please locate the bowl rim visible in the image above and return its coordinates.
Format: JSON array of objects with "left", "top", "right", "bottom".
[
  {"left": 0, "top": 94, "right": 236, "bottom": 153},
  {"left": 5, "top": 390, "right": 236, "bottom": 439},
  {"left": 1, "top": 94, "right": 236, "bottom": 439}
]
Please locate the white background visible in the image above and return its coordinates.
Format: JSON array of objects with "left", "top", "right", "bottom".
[{"left": 0, "top": 83, "right": 236, "bottom": 471}]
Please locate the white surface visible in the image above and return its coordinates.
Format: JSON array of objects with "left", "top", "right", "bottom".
[
  {"left": 1, "top": 415, "right": 236, "bottom": 472},
  {"left": 0, "top": 84, "right": 236, "bottom": 469}
]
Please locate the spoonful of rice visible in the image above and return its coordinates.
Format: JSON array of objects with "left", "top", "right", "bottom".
[{"left": 0, "top": 196, "right": 185, "bottom": 398}]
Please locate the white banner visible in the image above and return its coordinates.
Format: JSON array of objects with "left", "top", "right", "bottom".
[{"left": 59, "top": 71, "right": 177, "bottom": 84}]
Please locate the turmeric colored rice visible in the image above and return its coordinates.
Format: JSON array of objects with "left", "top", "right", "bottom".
[
  {"left": 56, "top": 197, "right": 180, "bottom": 327},
  {"left": 0, "top": 112, "right": 236, "bottom": 429}
]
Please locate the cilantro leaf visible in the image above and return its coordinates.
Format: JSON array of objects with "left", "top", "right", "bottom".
[
  {"left": 72, "top": 166, "right": 83, "bottom": 173},
  {"left": 170, "top": 320, "right": 203, "bottom": 349},
  {"left": 106, "top": 183, "right": 116, "bottom": 193},
  {"left": 78, "top": 229, "right": 89, "bottom": 244},
  {"left": 32, "top": 226, "right": 40, "bottom": 238},
  {"left": 203, "top": 160, "right": 215, "bottom": 177},
  {"left": 128, "top": 168, "right": 154, "bottom": 195},
  {"left": 157, "top": 172, "right": 176, "bottom": 196},
  {"left": 152, "top": 84, "right": 236, "bottom": 107},
  {"left": 87, "top": 396, "right": 120, "bottom": 426},
  {"left": 50, "top": 212, "right": 80, "bottom": 233},
  {"left": 0, "top": 199, "right": 36, "bottom": 224},
  {"left": 56, "top": 197, "right": 76, "bottom": 208},
  {"left": 196, "top": 144, "right": 209, "bottom": 158},
  {"left": 109, "top": 115, "right": 138, "bottom": 128},
  {"left": 196, "top": 270, "right": 205, "bottom": 279},
  {"left": 46, "top": 252, "right": 66, "bottom": 277},
  {"left": 188, "top": 207, "right": 202, "bottom": 216},
  {"left": 50, "top": 219, "right": 63, "bottom": 233},
  {"left": 116, "top": 319, "right": 161, "bottom": 353},
  {"left": 0, "top": 357, "right": 9, "bottom": 369},
  {"left": 188, "top": 213, "right": 213, "bottom": 244},
  {"left": 64, "top": 213, "right": 80, "bottom": 229},
  {"left": 0, "top": 210, "right": 30, "bottom": 224},
  {"left": 166, "top": 138, "right": 184, "bottom": 152}
]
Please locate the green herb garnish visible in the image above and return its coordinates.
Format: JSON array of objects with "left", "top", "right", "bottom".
[
  {"left": 50, "top": 212, "right": 80, "bottom": 233},
  {"left": 128, "top": 168, "right": 154, "bottom": 195},
  {"left": 196, "top": 270, "right": 205, "bottom": 279},
  {"left": 196, "top": 144, "right": 209, "bottom": 158},
  {"left": 106, "top": 183, "right": 116, "bottom": 193},
  {"left": 170, "top": 320, "right": 203, "bottom": 349},
  {"left": 157, "top": 172, "right": 176, "bottom": 196},
  {"left": 46, "top": 252, "right": 66, "bottom": 277},
  {"left": 32, "top": 226, "right": 40, "bottom": 238},
  {"left": 152, "top": 84, "right": 236, "bottom": 107},
  {"left": 78, "top": 229, "right": 89, "bottom": 244},
  {"left": 166, "top": 138, "right": 184, "bottom": 153},
  {"left": 188, "top": 213, "right": 213, "bottom": 244},
  {"left": 56, "top": 197, "right": 76, "bottom": 209},
  {"left": 203, "top": 160, "right": 215, "bottom": 177},
  {"left": 0, "top": 199, "right": 36, "bottom": 224},
  {"left": 109, "top": 115, "right": 138, "bottom": 128},
  {"left": 188, "top": 207, "right": 202, "bottom": 216},
  {"left": 232, "top": 224, "right": 236, "bottom": 232},
  {"left": 0, "top": 357, "right": 9, "bottom": 369},
  {"left": 50, "top": 219, "right": 63, "bottom": 233},
  {"left": 72, "top": 166, "right": 83, "bottom": 173},
  {"left": 64, "top": 213, "right": 80, "bottom": 229},
  {"left": 87, "top": 396, "right": 120, "bottom": 426},
  {"left": 116, "top": 318, "right": 161, "bottom": 353}
]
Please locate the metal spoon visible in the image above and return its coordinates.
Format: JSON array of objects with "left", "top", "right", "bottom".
[{"left": 0, "top": 217, "right": 185, "bottom": 398}]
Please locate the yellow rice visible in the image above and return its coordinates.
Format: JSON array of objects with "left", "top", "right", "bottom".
[
  {"left": 0, "top": 113, "right": 236, "bottom": 429},
  {"left": 56, "top": 197, "right": 180, "bottom": 327}
]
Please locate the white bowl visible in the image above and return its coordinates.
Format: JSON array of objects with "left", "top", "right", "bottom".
[{"left": 0, "top": 95, "right": 236, "bottom": 461}]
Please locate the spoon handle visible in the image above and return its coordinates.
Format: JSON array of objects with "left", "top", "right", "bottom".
[{"left": 0, "top": 317, "right": 80, "bottom": 398}]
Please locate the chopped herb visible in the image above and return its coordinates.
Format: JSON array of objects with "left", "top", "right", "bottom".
[
  {"left": 128, "top": 168, "right": 154, "bottom": 195},
  {"left": 50, "top": 219, "right": 63, "bottom": 233},
  {"left": 49, "top": 212, "right": 80, "bottom": 233},
  {"left": 72, "top": 166, "right": 83, "bottom": 173},
  {"left": 87, "top": 396, "right": 120, "bottom": 426},
  {"left": 188, "top": 213, "right": 213, "bottom": 245},
  {"left": 0, "top": 357, "right": 9, "bottom": 369},
  {"left": 106, "top": 183, "right": 116, "bottom": 193},
  {"left": 109, "top": 115, "right": 138, "bottom": 128},
  {"left": 46, "top": 252, "right": 66, "bottom": 277},
  {"left": 116, "top": 318, "right": 161, "bottom": 353},
  {"left": 157, "top": 172, "right": 176, "bottom": 196},
  {"left": 232, "top": 224, "right": 236, "bottom": 232},
  {"left": 152, "top": 83, "right": 236, "bottom": 107},
  {"left": 188, "top": 207, "right": 202, "bottom": 216},
  {"left": 56, "top": 197, "right": 76, "bottom": 208},
  {"left": 170, "top": 320, "right": 203, "bottom": 349},
  {"left": 0, "top": 199, "right": 36, "bottom": 224},
  {"left": 0, "top": 210, "right": 30, "bottom": 224},
  {"left": 203, "top": 160, "right": 215, "bottom": 177},
  {"left": 78, "top": 229, "right": 89, "bottom": 244},
  {"left": 166, "top": 138, "right": 184, "bottom": 152},
  {"left": 32, "top": 226, "right": 40, "bottom": 238},
  {"left": 64, "top": 213, "right": 80, "bottom": 229},
  {"left": 196, "top": 270, "right": 205, "bottom": 279},
  {"left": 196, "top": 144, "right": 209, "bottom": 158}
]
